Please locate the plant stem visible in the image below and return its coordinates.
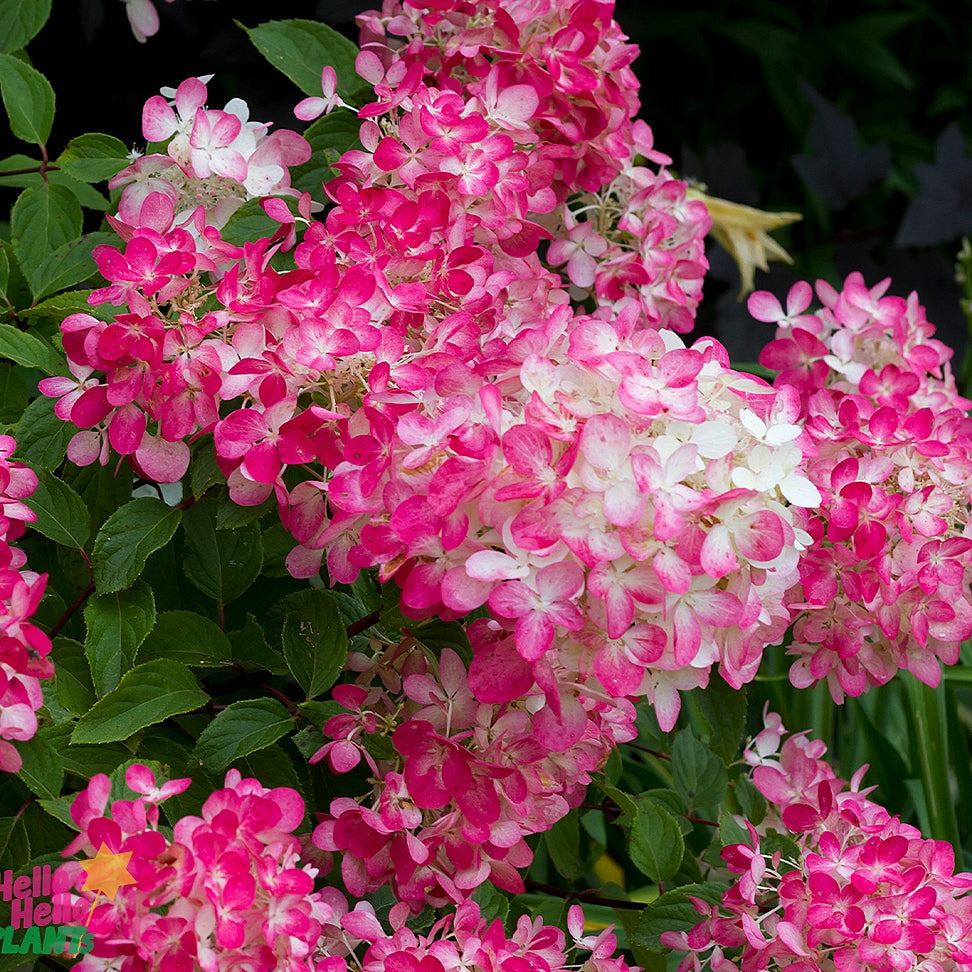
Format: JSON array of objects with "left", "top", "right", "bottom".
[
  {"left": 48, "top": 581, "right": 96, "bottom": 639},
  {"left": 346, "top": 609, "right": 381, "bottom": 637}
]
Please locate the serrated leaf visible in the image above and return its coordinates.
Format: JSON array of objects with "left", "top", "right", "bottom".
[
  {"left": 138, "top": 611, "right": 232, "bottom": 668},
  {"left": 24, "top": 473, "right": 90, "bottom": 548},
  {"left": 291, "top": 110, "right": 363, "bottom": 194},
  {"left": 0, "top": 53, "right": 54, "bottom": 144},
  {"left": 72, "top": 659, "right": 207, "bottom": 744},
  {"left": 596, "top": 781, "right": 640, "bottom": 819},
  {"left": 84, "top": 581, "right": 156, "bottom": 695},
  {"left": 0, "top": 0, "right": 52, "bottom": 52},
  {"left": 0, "top": 815, "right": 29, "bottom": 871},
  {"left": 632, "top": 882, "right": 729, "bottom": 950},
  {"left": 56, "top": 132, "right": 130, "bottom": 183},
  {"left": 278, "top": 589, "right": 348, "bottom": 700},
  {"left": 218, "top": 197, "right": 285, "bottom": 248},
  {"left": 50, "top": 636, "right": 95, "bottom": 715},
  {"left": 12, "top": 393, "right": 73, "bottom": 469},
  {"left": 0, "top": 246, "right": 8, "bottom": 298},
  {"left": 545, "top": 809, "right": 583, "bottom": 880},
  {"left": 629, "top": 801, "right": 684, "bottom": 883},
  {"left": 719, "top": 813, "right": 749, "bottom": 847},
  {"left": 734, "top": 777, "right": 767, "bottom": 826},
  {"left": 242, "top": 18, "right": 361, "bottom": 98},
  {"left": 671, "top": 731, "right": 728, "bottom": 810},
  {"left": 92, "top": 496, "right": 183, "bottom": 593},
  {"left": 694, "top": 677, "right": 747, "bottom": 764},
  {"left": 56, "top": 742, "right": 131, "bottom": 780},
  {"left": 18, "top": 289, "right": 114, "bottom": 321},
  {"left": 234, "top": 743, "right": 305, "bottom": 794},
  {"left": 11, "top": 183, "right": 82, "bottom": 285},
  {"left": 29, "top": 230, "right": 113, "bottom": 301},
  {"left": 229, "top": 613, "right": 287, "bottom": 674},
  {"left": 0, "top": 363, "right": 28, "bottom": 425},
  {"left": 0, "top": 321, "right": 63, "bottom": 375},
  {"left": 15, "top": 732, "right": 63, "bottom": 800},
  {"left": 192, "top": 698, "right": 294, "bottom": 772},
  {"left": 181, "top": 498, "right": 262, "bottom": 605}
]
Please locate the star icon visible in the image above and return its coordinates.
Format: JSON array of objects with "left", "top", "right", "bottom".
[{"left": 78, "top": 843, "right": 137, "bottom": 901}]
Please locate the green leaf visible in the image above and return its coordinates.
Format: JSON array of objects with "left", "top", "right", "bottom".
[
  {"left": 72, "top": 659, "right": 208, "bottom": 744},
  {"left": 23, "top": 472, "right": 90, "bottom": 548},
  {"left": 291, "top": 110, "right": 363, "bottom": 194},
  {"left": 595, "top": 781, "right": 640, "bottom": 819},
  {"left": 92, "top": 496, "right": 183, "bottom": 593},
  {"left": 0, "top": 321, "right": 63, "bottom": 374},
  {"left": 50, "top": 636, "right": 95, "bottom": 715},
  {"left": 138, "top": 610, "right": 233, "bottom": 668},
  {"left": 0, "top": 243, "right": 8, "bottom": 298},
  {"left": 29, "top": 230, "right": 114, "bottom": 301},
  {"left": 545, "top": 809, "right": 583, "bottom": 880},
  {"left": 0, "top": 152, "right": 109, "bottom": 209},
  {"left": 0, "top": 53, "right": 54, "bottom": 144},
  {"left": 733, "top": 777, "right": 767, "bottom": 826},
  {"left": 218, "top": 197, "right": 286, "bottom": 248},
  {"left": 0, "top": 815, "right": 30, "bottom": 871},
  {"left": 56, "top": 133, "right": 130, "bottom": 183},
  {"left": 0, "top": 0, "right": 52, "bottom": 52},
  {"left": 56, "top": 742, "right": 131, "bottom": 780},
  {"left": 10, "top": 183, "right": 82, "bottom": 284},
  {"left": 719, "top": 812, "right": 749, "bottom": 847},
  {"left": 0, "top": 363, "right": 29, "bottom": 426},
  {"left": 229, "top": 613, "right": 287, "bottom": 674},
  {"left": 632, "top": 882, "right": 729, "bottom": 950},
  {"left": 671, "top": 730, "right": 728, "bottom": 810},
  {"left": 18, "top": 289, "right": 114, "bottom": 322},
  {"left": 471, "top": 882, "right": 510, "bottom": 927},
  {"left": 192, "top": 698, "right": 294, "bottom": 772},
  {"left": 84, "top": 581, "right": 156, "bottom": 695},
  {"left": 629, "top": 800, "right": 684, "bottom": 883},
  {"left": 694, "top": 677, "right": 748, "bottom": 764},
  {"left": 278, "top": 589, "right": 348, "bottom": 700},
  {"left": 12, "top": 392, "right": 73, "bottom": 469},
  {"left": 242, "top": 18, "right": 360, "bottom": 97},
  {"left": 16, "top": 732, "right": 63, "bottom": 800},
  {"left": 181, "top": 498, "right": 263, "bottom": 605}
]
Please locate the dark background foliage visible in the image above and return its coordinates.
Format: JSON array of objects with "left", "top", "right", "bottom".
[{"left": 12, "top": 0, "right": 972, "bottom": 361}]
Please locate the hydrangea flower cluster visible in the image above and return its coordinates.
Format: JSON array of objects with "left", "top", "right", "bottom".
[
  {"left": 60, "top": 763, "right": 637, "bottom": 972},
  {"left": 112, "top": 74, "right": 311, "bottom": 230},
  {"left": 751, "top": 274, "right": 972, "bottom": 700},
  {"left": 664, "top": 710, "right": 972, "bottom": 972},
  {"left": 347, "top": 898, "right": 637, "bottom": 972},
  {"left": 58, "top": 764, "right": 355, "bottom": 971},
  {"left": 309, "top": 629, "right": 636, "bottom": 908},
  {"left": 0, "top": 435, "right": 51, "bottom": 773},
  {"left": 35, "top": 0, "right": 811, "bottom": 733},
  {"left": 353, "top": 0, "right": 711, "bottom": 331}
]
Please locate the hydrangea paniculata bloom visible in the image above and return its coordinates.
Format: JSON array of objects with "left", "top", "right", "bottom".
[
  {"left": 0, "top": 435, "right": 51, "bottom": 773},
  {"left": 58, "top": 764, "right": 355, "bottom": 971},
  {"left": 309, "top": 630, "right": 636, "bottom": 908},
  {"left": 60, "top": 763, "right": 638, "bottom": 972},
  {"left": 665, "top": 709, "right": 972, "bottom": 972},
  {"left": 752, "top": 274, "right": 972, "bottom": 700}
]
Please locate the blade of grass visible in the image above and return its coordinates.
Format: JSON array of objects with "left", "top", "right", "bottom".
[{"left": 903, "top": 673, "right": 961, "bottom": 856}]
